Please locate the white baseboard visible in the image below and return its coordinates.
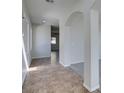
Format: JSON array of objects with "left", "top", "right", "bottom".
[
  {"left": 83, "top": 83, "right": 99, "bottom": 92},
  {"left": 91, "top": 84, "right": 100, "bottom": 92},
  {"left": 70, "top": 61, "right": 84, "bottom": 65},
  {"left": 32, "top": 56, "right": 51, "bottom": 59},
  {"left": 70, "top": 60, "right": 85, "bottom": 65},
  {"left": 60, "top": 61, "right": 84, "bottom": 67},
  {"left": 60, "top": 62, "right": 70, "bottom": 67}
]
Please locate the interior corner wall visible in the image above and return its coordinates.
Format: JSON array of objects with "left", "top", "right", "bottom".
[{"left": 32, "top": 24, "right": 51, "bottom": 59}]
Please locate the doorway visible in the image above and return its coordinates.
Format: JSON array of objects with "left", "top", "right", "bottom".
[{"left": 51, "top": 25, "right": 59, "bottom": 64}]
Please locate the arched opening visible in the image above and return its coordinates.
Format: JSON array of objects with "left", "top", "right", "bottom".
[
  {"left": 65, "top": 11, "right": 84, "bottom": 26},
  {"left": 64, "top": 11, "right": 87, "bottom": 80},
  {"left": 63, "top": 9, "right": 101, "bottom": 92}
]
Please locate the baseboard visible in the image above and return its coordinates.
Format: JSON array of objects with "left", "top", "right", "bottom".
[
  {"left": 70, "top": 62, "right": 84, "bottom": 65},
  {"left": 60, "top": 62, "right": 70, "bottom": 67},
  {"left": 59, "top": 61, "right": 84, "bottom": 67},
  {"left": 83, "top": 83, "right": 99, "bottom": 92},
  {"left": 70, "top": 60, "right": 85, "bottom": 65},
  {"left": 32, "top": 56, "right": 51, "bottom": 59},
  {"left": 91, "top": 84, "right": 100, "bottom": 92}
]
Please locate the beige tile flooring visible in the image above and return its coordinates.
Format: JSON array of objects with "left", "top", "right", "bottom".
[{"left": 22, "top": 57, "right": 100, "bottom": 93}]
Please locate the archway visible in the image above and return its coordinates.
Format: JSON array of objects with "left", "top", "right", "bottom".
[
  {"left": 63, "top": 9, "right": 100, "bottom": 92},
  {"left": 64, "top": 11, "right": 89, "bottom": 80}
]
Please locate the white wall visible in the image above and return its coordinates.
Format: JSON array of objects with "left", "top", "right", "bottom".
[
  {"left": 84, "top": 0, "right": 100, "bottom": 91},
  {"left": 32, "top": 24, "right": 51, "bottom": 58},
  {"left": 69, "top": 13, "right": 84, "bottom": 63},
  {"left": 22, "top": 0, "right": 32, "bottom": 85},
  {"left": 90, "top": 9, "right": 100, "bottom": 91},
  {"left": 64, "top": 12, "right": 85, "bottom": 66},
  {"left": 59, "top": 0, "right": 95, "bottom": 67},
  {"left": 59, "top": 23, "right": 67, "bottom": 66},
  {"left": 84, "top": 9, "right": 100, "bottom": 92},
  {"left": 59, "top": 0, "right": 100, "bottom": 92}
]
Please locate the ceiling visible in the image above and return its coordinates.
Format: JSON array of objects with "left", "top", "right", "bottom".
[{"left": 25, "top": 0, "right": 80, "bottom": 25}]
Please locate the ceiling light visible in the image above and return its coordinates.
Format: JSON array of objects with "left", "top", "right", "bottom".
[{"left": 42, "top": 19, "right": 46, "bottom": 23}]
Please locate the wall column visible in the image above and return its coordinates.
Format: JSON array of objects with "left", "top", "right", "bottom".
[{"left": 84, "top": 10, "right": 100, "bottom": 92}]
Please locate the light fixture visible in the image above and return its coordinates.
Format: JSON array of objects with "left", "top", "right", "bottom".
[
  {"left": 46, "top": 0, "right": 54, "bottom": 3},
  {"left": 41, "top": 16, "right": 46, "bottom": 23},
  {"left": 42, "top": 19, "right": 46, "bottom": 23}
]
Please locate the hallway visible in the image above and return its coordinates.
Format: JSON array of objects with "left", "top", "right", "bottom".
[
  {"left": 22, "top": 0, "right": 101, "bottom": 92},
  {"left": 22, "top": 56, "right": 100, "bottom": 93},
  {"left": 51, "top": 51, "right": 59, "bottom": 64}
]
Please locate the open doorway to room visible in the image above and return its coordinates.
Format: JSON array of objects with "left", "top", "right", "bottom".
[{"left": 51, "top": 25, "right": 59, "bottom": 64}]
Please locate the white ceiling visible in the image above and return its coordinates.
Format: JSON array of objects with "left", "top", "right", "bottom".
[{"left": 25, "top": 0, "right": 80, "bottom": 25}]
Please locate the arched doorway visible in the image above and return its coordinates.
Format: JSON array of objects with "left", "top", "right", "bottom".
[{"left": 64, "top": 11, "right": 87, "bottom": 80}]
